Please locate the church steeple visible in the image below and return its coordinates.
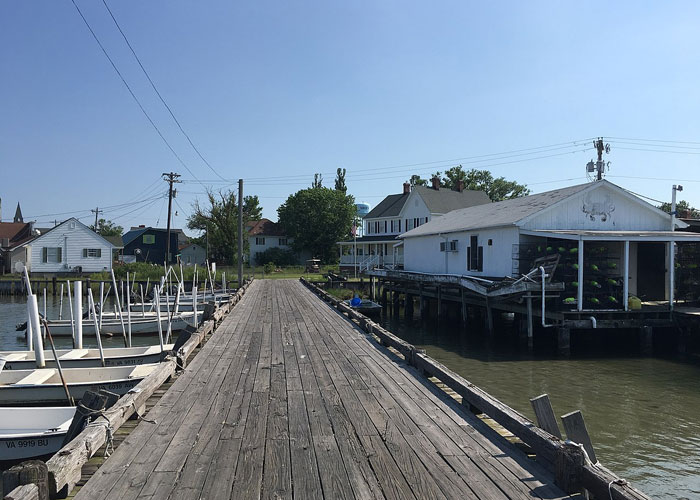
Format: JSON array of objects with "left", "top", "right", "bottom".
[{"left": 13, "top": 203, "right": 23, "bottom": 223}]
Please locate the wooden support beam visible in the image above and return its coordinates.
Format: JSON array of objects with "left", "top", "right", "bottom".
[
  {"left": 485, "top": 298, "right": 494, "bottom": 335},
  {"left": 639, "top": 326, "right": 653, "bottom": 356},
  {"left": 526, "top": 296, "right": 534, "bottom": 350},
  {"left": 561, "top": 410, "right": 597, "bottom": 464},
  {"left": 530, "top": 394, "right": 562, "bottom": 439},
  {"left": 437, "top": 286, "right": 442, "bottom": 317},
  {"left": 557, "top": 327, "right": 570, "bottom": 357},
  {"left": 2, "top": 461, "right": 49, "bottom": 500},
  {"left": 460, "top": 288, "right": 467, "bottom": 325}
]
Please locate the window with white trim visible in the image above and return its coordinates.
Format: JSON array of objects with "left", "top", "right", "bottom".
[
  {"left": 255, "top": 237, "right": 265, "bottom": 245},
  {"left": 82, "top": 248, "right": 102, "bottom": 258},
  {"left": 42, "top": 247, "right": 62, "bottom": 263}
]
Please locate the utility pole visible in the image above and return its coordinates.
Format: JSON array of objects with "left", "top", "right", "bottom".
[
  {"left": 238, "top": 179, "right": 243, "bottom": 287},
  {"left": 91, "top": 207, "right": 103, "bottom": 233},
  {"left": 162, "top": 172, "right": 181, "bottom": 265},
  {"left": 591, "top": 137, "right": 611, "bottom": 181}
]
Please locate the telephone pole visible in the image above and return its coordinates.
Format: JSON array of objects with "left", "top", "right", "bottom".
[
  {"left": 91, "top": 207, "right": 103, "bottom": 233},
  {"left": 162, "top": 172, "right": 181, "bottom": 265},
  {"left": 592, "top": 137, "right": 611, "bottom": 181}
]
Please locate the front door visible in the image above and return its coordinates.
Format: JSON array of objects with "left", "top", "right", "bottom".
[{"left": 636, "top": 242, "right": 666, "bottom": 301}]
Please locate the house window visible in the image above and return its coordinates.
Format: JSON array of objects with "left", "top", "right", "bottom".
[
  {"left": 42, "top": 247, "right": 62, "bottom": 263},
  {"left": 390, "top": 220, "right": 394, "bottom": 233},
  {"left": 384, "top": 221, "right": 388, "bottom": 233},
  {"left": 425, "top": 217, "right": 429, "bottom": 224},
  {"left": 143, "top": 234, "right": 155, "bottom": 245},
  {"left": 255, "top": 237, "right": 265, "bottom": 245},
  {"left": 467, "top": 235, "right": 483, "bottom": 271},
  {"left": 82, "top": 248, "right": 102, "bottom": 258},
  {"left": 279, "top": 238, "right": 288, "bottom": 246},
  {"left": 374, "top": 221, "right": 380, "bottom": 234},
  {"left": 398, "top": 220, "right": 401, "bottom": 232},
  {"left": 413, "top": 217, "right": 421, "bottom": 228},
  {"left": 366, "top": 221, "right": 371, "bottom": 234},
  {"left": 405, "top": 219, "right": 410, "bottom": 230}
]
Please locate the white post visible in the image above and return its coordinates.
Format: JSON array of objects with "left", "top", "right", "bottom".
[
  {"left": 193, "top": 263, "right": 197, "bottom": 292},
  {"left": 99, "top": 281, "right": 104, "bottom": 328},
  {"left": 87, "top": 289, "right": 106, "bottom": 367},
  {"left": 623, "top": 240, "right": 630, "bottom": 312},
  {"left": 140, "top": 284, "right": 146, "bottom": 317},
  {"left": 110, "top": 270, "right": 128, "bottom": 347},
  {"left": 43, "top": 288, "right": 47, "bottom": 322},
  {"left": 26, "top": 299, "right": 33, "bottom": 351},
  {"left": 28, "top": 294, "right": 45, "bottom": 368},
  {"left": 165, "top": 284, "right": 172, "bottom": 344},
  {"left": 192, "top": 286, "right": 198, "bottom": 328},
  {"left": 67, "top": 280, "right": 75, "bottom": 343},
  {"left": 126, "top": 280, "right": 132, "bottom": 347},
  {"left": 59, "top": 284, "right": 64, "bottom": 320},
  {"left": 154, "top": 286, "right": 164, "bottom": 352},
  {"left": 577, "top": 238, "right": 584, "bottom": 312},
  {"left": 74, "top": 281, "right": 83, "bottom": 349},
  {"left": 669, "top": 240, "right": 675, "bottom": 310},
  {"left": 222, "top": 272, "right": 226, "bottom": 293}
]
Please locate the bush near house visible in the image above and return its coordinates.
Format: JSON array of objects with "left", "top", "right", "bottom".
[{"left": 255, "top": 247, "right": 298, "bottom": 267}]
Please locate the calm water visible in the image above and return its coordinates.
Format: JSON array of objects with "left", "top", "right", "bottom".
[{"left": 379, "top": 313, "right": 700, "bottom": 500}]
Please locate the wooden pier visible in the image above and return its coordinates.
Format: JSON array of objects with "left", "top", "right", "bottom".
[{"left": 64, "top": 279, "right": 578, "bottom": 499}]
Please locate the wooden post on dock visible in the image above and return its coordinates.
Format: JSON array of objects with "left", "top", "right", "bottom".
[
  {"left": 485, "top": 298, "right": 494, "bottom": 335},
  {"left": 557, "top": 327, "right": 570, "bottom": 357},
  {"left": 52, "top": 277, "right": 57, "bottom": 296},
  {"left": 460, "top": 288, "right": 467, "bottom": 325},
  {"left": 370, "top": 276, "right": 376, "bottom": 301},
  {"left": 418, "top": 283, "right": 425, "bottom": 319},
  {"left": 2, "top": 460, "right": 49, "bottom": 500},
  {"left": 404, "top": 290, "right": 413, "bottom": 318},
  {"left": 640, "top": 326, "right": 653, "bottom": 356},
  {"left": 437, "top": 286, "right": 443, "bottom": 318}
]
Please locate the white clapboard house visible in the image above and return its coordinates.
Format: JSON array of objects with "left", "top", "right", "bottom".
[
  {"left": 27, "top": 218, "right": 117, "bottom": 274},
  {"left": 338, "top": 180, "right": 490, "bottom": 273},
  {"left": 399, "top": 179, "right": 700, "bottom": 311}
]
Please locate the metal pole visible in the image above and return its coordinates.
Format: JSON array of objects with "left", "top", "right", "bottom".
[
  {"left": 238, "top": 178, "right": 244, "bottom": 287},
  {"left": 74, "top": 281, "right": 83, "bottom": 349}
]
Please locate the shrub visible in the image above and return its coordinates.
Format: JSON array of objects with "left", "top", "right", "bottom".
[
  {"left": 255, "top": 247, "right": 298, "bottom": 267},
  {"left": 264, "top": 262, "right": 275, "bottom": 274}
]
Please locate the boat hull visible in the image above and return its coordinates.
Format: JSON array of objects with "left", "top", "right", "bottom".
[
  {"left": 0, "top": 432, "right": 66, "bottom": 461},
  {"left": 0, "top": 346, "right": 172, "bottom": 370},
  {"left": 30, "top": 312, "right": 202, "bottom": 337}
]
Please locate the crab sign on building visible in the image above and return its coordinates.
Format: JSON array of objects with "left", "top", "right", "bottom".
[{"left": 582, "top": 192, "right": 615, "bottom": 222}]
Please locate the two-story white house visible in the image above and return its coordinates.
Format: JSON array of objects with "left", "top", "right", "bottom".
[
  {"left": 247, "top": 218, "right": 302, "bottom": 266},
  {"left": 26, "top": 217, "right": 118, "bottom": 274},
  {"left": 338, "top": 179, "right": 490, "bottom": 273}
]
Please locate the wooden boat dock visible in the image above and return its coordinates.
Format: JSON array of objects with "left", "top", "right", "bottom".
[{"left": 24, "top": 279, "right": 641, "bottom": 500}]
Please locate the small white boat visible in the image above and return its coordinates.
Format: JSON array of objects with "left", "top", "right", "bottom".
[
  {"left": 23, "top": 311, "right": 203, "bottom": 337},
  {"left": 0, "top": 407, "right": 75, "bottom": 461},
  {"left": 0, "top": 364, "right": 159, "bottom": 406},
  {"left": 0, "top": 344, "right": 174, "bottom": 370}
]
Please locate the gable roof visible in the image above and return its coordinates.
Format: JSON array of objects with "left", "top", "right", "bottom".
[
  {"left": 401, "top": 182, "right": 596, "bottom": 238},
  {"left": 32, "top": 218, "right": 116, "bottom": 248},
  {"left": 0, "top": 222, "right": 34, "bottom": 249},
  {"left": 247, "top": 218, "right": 286, "bottom": 237},
  {"left": 364, "top": 193, "right": 409, "bottom": 218},
  {"left": 413, "top": 186, "right": 491, "bottom": 214},
  {"left": 122, "top": 227, "right": 149, "bottom": 246}
]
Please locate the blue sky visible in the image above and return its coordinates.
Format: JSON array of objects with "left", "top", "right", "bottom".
[{"left": 2, "top": 1, "right": 700, "bottom": 231}]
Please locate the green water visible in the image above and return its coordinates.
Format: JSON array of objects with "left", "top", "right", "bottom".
[{"left": 380, "top": 314, "right": 700, "bottom": 500}]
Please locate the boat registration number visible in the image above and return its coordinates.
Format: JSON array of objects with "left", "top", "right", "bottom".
[{"left": 6, "top": 438, "right": 51, "bottom": 449}]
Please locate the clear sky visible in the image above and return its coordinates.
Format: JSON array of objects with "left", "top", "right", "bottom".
[{"left": 2, "top": 1, "right": 700, "bottom": 231}]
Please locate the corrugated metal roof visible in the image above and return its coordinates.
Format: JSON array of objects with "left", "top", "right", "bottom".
[{"left": 401, "top": 182, "right": 592, "bottom": 238}]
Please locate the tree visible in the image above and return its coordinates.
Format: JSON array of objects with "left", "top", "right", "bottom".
[
  {"left": 312, "top": 173, "right": 323, "bottom": 189},
  {"left": 187, "top": 190, "right": 262, "bottom": 265},
  {"left": 277, "top": 187, "right": 355, "bottom": 263},
  {"left": 335, "top": 168, "right": 347, "bottom": 193},
  {"left": 409, "top": 174, "right": 428, "bottom": 187},
  {"left": 659, "top": 200, "right": 700, "bottom": 218},
  {"left": 90, "top": 218, "right": 123, "bottom": 236},
  {"left": 407, "top": 166, "right": 529, "bottom": 201}
]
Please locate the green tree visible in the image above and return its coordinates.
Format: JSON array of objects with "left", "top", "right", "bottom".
[
  {"left": 408, "top": 166, "right": 529, "bottom": 201},
  {"left": 278, "top": 187, "right": 355, "bottom": 263},
  {"left": 90, "top": 218, "right": 123, "bottom": 236},
  {"left": 335, "top": 168, "right": 347, "bottom": 193},
  {"left": 659, "top": 200, "right": 700, "bottom": 218},
  {"left": 312, "top": 173, "right": 323, "bottom": 188},
  {"left": 187, "top": 190, "right": 262, "bottom": 265}
]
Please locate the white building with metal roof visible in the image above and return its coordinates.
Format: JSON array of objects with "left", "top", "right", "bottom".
[
  {"left": 399, "top": 180, "right": 700, "bottom": 311},
  {"left": 338, "top": 180, "right": 490, "bottom": 273}
]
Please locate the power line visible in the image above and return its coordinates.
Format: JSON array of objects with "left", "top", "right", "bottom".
[
  {"left": 613, "top": 146, "right": 700, "bottom": 155},
  {"left": 606, "top": 136, "right": 700, "bottom": 145},
  {"left": 101, "top": 0, "right": 228, "bottom": 181},
  {"left": 69, "top": 0, "right": 207, "bottom": 188}
]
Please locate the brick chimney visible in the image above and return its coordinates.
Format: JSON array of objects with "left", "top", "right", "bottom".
[
  {"left": 431, "top": 176, "right": 440, "bottom": 190},
  {"left": 403, "top": 182, "right": 411, "bottom": 194},
  {"left": 455, "top": 179, "right": 465, "bottom": 192}
]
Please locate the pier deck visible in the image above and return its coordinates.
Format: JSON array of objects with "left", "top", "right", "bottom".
[{"left": 74, "top": 280, "right": 576, "bottom": 499}]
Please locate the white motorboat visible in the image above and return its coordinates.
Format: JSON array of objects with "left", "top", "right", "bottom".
[
  {"left": 0, "top": 407, "right": 75, "bottom": 461},
  {"left": 0, "top": 364, "right": 159, "bottom": 406},
  {"left": 0, "top": 344, "right": 174, "bottom": 370},
  {"left": 21, "top": 311, "right": 203, "bottom": 337}
]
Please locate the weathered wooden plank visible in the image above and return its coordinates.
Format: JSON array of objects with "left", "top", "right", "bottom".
[
  {"left": 531, "top": 394, "right": 562, "bottom": 439},
  {"left": 262, "top": 438, "right": 292, "bottom": 500},
  {"left": 3, "top": 484, "right": 39, "bottom": 500},
  {"left": 561, "top": 410, "right": 597, "bottom": 464}
]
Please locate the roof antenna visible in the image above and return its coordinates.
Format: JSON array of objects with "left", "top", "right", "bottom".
[{"left": 586, "top": 137, "right": 611, "bottom": 181}]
